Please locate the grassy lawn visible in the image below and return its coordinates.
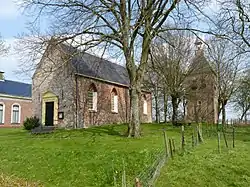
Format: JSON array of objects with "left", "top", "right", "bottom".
[
  {"left": 0, "top": 123, "right": 183, "bottom": 187},
  {"left": 156, "top": 126, "right": 250, "bottom": 187},
  {"left": 1, "top": 124, "right": 249, "bottom": 187}
]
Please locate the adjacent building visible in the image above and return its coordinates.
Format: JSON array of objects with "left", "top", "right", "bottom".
[
  {"left": 32, "top": 42, "right": 152, "bottom": 128},
  {"left": 0, "top": 71, "right": 32, "bottom": 127}
]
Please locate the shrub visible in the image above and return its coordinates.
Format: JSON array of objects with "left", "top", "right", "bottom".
[{"left": 23, "top": 116, "right": 41, "bottom": 130}]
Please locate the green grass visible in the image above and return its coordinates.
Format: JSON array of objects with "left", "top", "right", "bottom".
[
  {"left": 1, "top": 124, "right": 250, "bottom": 187},
  {"left": 156, "top": 126, "right": 250, "bottom": 187},
  {"left": 0, "top": 124, "right": 183, "bottom": 187}
]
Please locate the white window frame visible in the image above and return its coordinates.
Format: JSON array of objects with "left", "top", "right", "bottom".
[
  {"left": 11, "top": 103, "right": 21, "bottom": 124},
  {"left": 0, "top": 102, "right": 5, "bottom": 124},
  {"left": 88, "top": 90, "right": 98, "bottom": 112},
  {"left": 143, "top": 97, "right": 147, "bottom": 115},
  {"left": 111, "top": 95, "right": 118, "bottom": 113},
  {"left": 92, "top": 91, "right": 97, "bottom": 111}
]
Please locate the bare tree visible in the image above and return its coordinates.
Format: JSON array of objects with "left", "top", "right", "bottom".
[
  {"left": 218, "top": 0, "right": 250, "bottom": 51},
  {"left": 150, "top": 31, "right": 194, "bottom": 125},
  {"left": 20, "top": 0, "right": 218, "bottom": 137},
  {"left": 206, "top": 37, "right": 242, "bottom": 125},
  {"left": 0, "top": 34, "right": 8, "bottom": 56},
  {"left": 233, "top": 69, "right": 250, "bottom": 122}
]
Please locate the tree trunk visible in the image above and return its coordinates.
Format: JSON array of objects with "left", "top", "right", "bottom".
[
  {"left": 128, "top": 86, "right": 140, "bottom": 137},
  {"left": 221, "top": 103, "right": 226, "bottom": 126},
  {"left": 183, "top": 99, "right": 186, "bottom": 120},
  {"left": 164, "top": 92, "right": 168, "bottom": 123},
  {"left": 217, "top": 99, "right": 221, "bottom": 130},
  {"left": 171, "top": 96, "right": 178, "bottom": 126},
  {"left": 154, "top": 93, "right": 159, "bottom": 123}
]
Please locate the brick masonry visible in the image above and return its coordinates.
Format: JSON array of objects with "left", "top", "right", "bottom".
[
  {"left": 32, "top": 44, "right": 152, "bottom": 128},
  {"left": 76, "top": 76, "right": 152, "bottom": 128},
  {"left": 0, "top": 97, "right": 32, "bottom": 127}
]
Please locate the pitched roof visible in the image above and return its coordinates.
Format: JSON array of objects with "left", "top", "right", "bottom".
[
  {"left": 189, "top": 49, "right": 216, "bottom": 75},
  {"left": 0, "top": 80, "right": 32, "bottom": 98},
  {"left": 61, "top": 44, "right": 130, "bottom": 86}
]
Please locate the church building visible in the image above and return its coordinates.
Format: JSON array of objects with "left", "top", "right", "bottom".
[
  {"left": 32, "top": 43, "right": 152, "bottom": 128},
  {"left": 185, "top": 40, "right": 218, "bottom": 124}
]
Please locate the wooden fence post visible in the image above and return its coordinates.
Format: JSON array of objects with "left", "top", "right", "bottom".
[
  {"left": 181, "top": 125, "right": 185, "bottom": 150},
  {"left": 233, "top": 127, "right": 235, "bottom": 148},
  {"left": 122, "top": 159, "right": 126, "bottom": 187},
  {"left": 135, "top": 178, "right": 142, "bottom": 187},
  {"left": 192, "top": 133, "right": 195, "bottom": 147},
  {"left": 198, "top": 123, "right": 204, "bottom": 143},
  {"left": 172, "top": 139, "right": 176, "bottom": 153},
  {"left": 222, "top": 127, "right": 228, "bottom": 148},
  {"left": 169, "top": 139, "right": 173, "bottom": 159},
  {"left": 217, "top": 131, "right": 221, "bottom": 153},
  {"left": 196, "top": 125, "right": 199, "bottom": 145},
  {"left": 163, "top": 130, "right": 169, "bottom": 157}
]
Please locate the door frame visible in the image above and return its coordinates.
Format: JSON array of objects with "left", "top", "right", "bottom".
[
  {"left": 42, "top": 91, "right": 58, "bottom": 126},
  {"left": 45, "top": 101, "right": 54, "bottom": 126}
]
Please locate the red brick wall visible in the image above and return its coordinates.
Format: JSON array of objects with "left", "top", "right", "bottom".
[
  {"left": 75, "top": 76, "right": 152, "bottom": 127},
  {"left": 0, "top": 97, "right": 32, "bottom": 127}
]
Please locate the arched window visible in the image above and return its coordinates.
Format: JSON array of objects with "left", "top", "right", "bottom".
[
  {"left": 143, "top": 95, "right": 147, "bottom": 115},
  {"left": 88, "top": 84, "right": 97, "bottom": 111},
  {"left": 0, "top": 103, "right": 5, "bottom": 124},
  {"left": 12, "top": 104, "right": 21, "bottom": 123},
  {"left": 111, "top": 88, "right": 118, "bottom": 113}
]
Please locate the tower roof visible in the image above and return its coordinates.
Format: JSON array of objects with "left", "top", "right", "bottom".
[{"left": 189, "top": 49, "right": 215, "bottom": 76}]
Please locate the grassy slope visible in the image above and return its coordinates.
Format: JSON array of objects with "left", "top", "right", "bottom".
[
  {"left": 156, "top": 126, "right": 250, "bottom": 187},
  {"left": 0, "top": 124, "right": 183, "bottom": 187}
]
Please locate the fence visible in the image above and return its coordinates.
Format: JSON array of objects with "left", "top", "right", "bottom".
[
  {"left": 134, "top": 124, "right": 206, "bottom": 187},
  {"left": 111, "top": 123, "right": 239, "bottom": 187},
  {"left": 218, "top": 119, "right": 250, "bottom": 126},
  {"left": 133, "top": 122, "right": 239, "bottom": 187}
]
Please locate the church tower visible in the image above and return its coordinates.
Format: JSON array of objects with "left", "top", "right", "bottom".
[{"left": 185, "top": 38, "right": 218, "bottom": 124}]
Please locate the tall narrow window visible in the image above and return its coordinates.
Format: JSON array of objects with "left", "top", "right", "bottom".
[
  {"left": 143, "top": 95, "right": 147, "bottom": 115},
  {"left": 111, "top": 88, "right": 118, "bottom": 113},
  {"left": 12, "top": 104, "right": 20, "bottom": 123},
  {"left": 0, "top": 104, "right": 4, "bottom": 124},
  {"left": 88, "top": 84, "right": 97, "bottom": 111}
]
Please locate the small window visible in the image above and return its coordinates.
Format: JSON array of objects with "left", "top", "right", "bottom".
[
  {"left": 12, "top": 104, "right": 20, "bottom": 123},
  {"left": 191, "top": 79, "right": 198, "bottom": 90},
  {"left": 0, "top": 103, "right": 4, "bottom": 124},
  {"left": 88, "top": 84, "right": 97, "bottom": 111},
  {"left": 111, "top": 88, "right": 118, "bottom": 113},
  {"left": 197, "top": 100, "right": 202, "bottom": 106},
  {"left": 143, "top": 95, "right": 147, "bottom": 115},
  {"left": 191, "top": 85, "right": 198, "bottom": 90}
]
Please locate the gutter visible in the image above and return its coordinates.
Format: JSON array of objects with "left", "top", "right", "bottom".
[{"left": 0, "top": 94, "right": 32, "bottom": 101}]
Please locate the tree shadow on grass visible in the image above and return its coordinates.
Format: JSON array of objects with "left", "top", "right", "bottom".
[{"left": 85, "top": 125, "right": 127, "bottom": 138}]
